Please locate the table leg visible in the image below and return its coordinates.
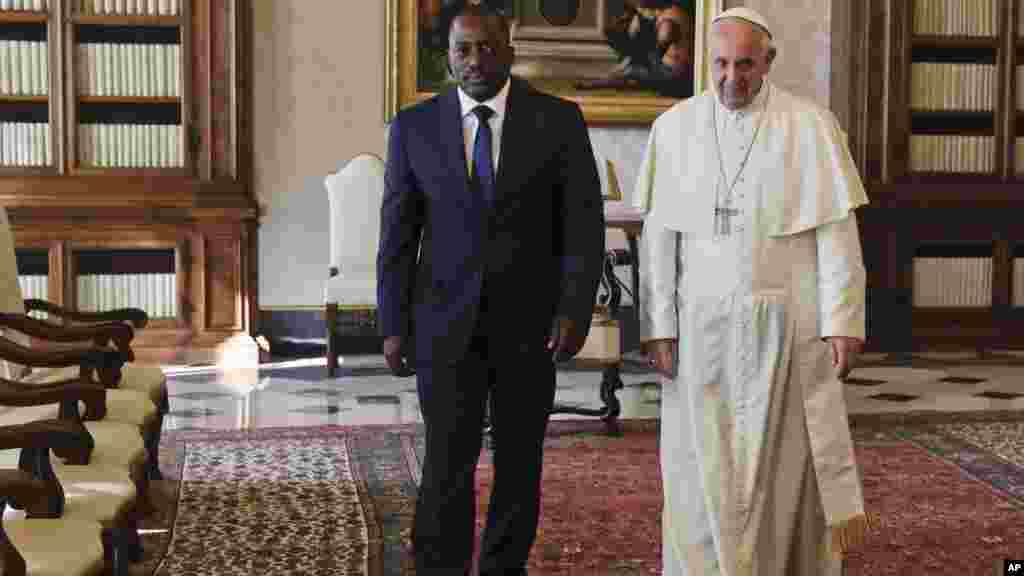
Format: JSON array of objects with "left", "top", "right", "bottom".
[{"left": 626, "top": 232, "right": 640, "bottom": 322}]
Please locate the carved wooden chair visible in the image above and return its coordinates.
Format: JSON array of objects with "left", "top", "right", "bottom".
[
  {"left": 0, "top": 437, "right": 106, "bottom": 576},
  {"left": 0, "top": 338, "right": 141, "bottom": 575},
  {"left": 0, "top": 207, "right": 166, "bottom": 481},
  {"left": 324, "top": 153, "right": 385, "bottom": 376},
  {"left": 0, "top": 330, "right": 150, "bottom": 515}
]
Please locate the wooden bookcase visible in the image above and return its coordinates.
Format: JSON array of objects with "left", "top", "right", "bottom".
[
  {"left": 0, "top": 0, "right": 256, "bottom": 363},
  {"left": 847, "top": 0, "right": 1024, "bottom": 356}
]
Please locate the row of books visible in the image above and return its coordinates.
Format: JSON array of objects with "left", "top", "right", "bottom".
[
  {"left": 76, "top": 0, "right": 179, "bottom": 16},
  {"left": 0, "top": 122, "right": 50, "bottom": 167},
  {"left": 0, "top": 0, "right": 180, "bottom": 15},
  {"left": 78, "top": 123, "right": 183, "bottom": 168},
  {"left": 0, "top": 41, "right": 48, "bottom": 97},
  {"left": 77, "top": 43, "right": 180, "bottom": 98},
  {"left": 16, "top": 275, "right": 46, "bottom": 302},
  {"left": 910, "top": 63, "right": 996, "bottom": 111},
  {"left": 912, "top": 0, "right": 998, "bottom": 37},
  {"left": 908, "top": 135, "right": 995, "bottom": 173},
  {"left": 0, "top": 0, "right": 46, "bottom": 12},
  {"left": 76, "top": 272, "right": 177, "bottom": 319},
  {"left": 912, "top": 257, "right": 993, "bottom": 308}
]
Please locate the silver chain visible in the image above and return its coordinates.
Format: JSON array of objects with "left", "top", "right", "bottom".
[{"left": 711, "top": 83, "right": 771, "bottom": 217}]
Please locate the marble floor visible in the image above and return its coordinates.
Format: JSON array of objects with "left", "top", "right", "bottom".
[{"left": 161, "top": 353, "right": 1024, "bottom": 432}]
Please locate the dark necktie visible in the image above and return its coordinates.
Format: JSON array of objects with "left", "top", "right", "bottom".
[{"left": 471, "top": 105, "right": 496, "bottom": 206}]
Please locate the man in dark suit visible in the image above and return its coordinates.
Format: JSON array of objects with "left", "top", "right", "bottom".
[{"left": 376, "top": 2, "right": 605, "bottom": 574}]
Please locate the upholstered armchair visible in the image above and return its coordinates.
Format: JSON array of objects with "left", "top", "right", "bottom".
[
  {"left": 0, "top": 334, "right": 144, "bottom": 573},
  {"left": 0, "top": 429, "right": 107, "bottom": 576},
  {"left": 324, "top": 154, "right": 385, "bottom": 376},
  {"left": 0, "top": 328, "right": 149, "bottom": 500},
  {"left": 0, "top": 207, "right": 167, "bottom": 481}
]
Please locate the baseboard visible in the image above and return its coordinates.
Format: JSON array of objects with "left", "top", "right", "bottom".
[
  {"left": 259, "top": 306, "right": 643, "bottom": 358},
  {"left": 259, "top": 307, "right": 380, "bottom": 357}
]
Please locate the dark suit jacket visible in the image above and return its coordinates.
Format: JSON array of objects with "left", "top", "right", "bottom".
[{"left": 377, "top": 77, "right": 605, "bottom": 365}]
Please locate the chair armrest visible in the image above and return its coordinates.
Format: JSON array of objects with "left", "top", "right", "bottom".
[
  {"left": 0, "top": 378, "right": 108, "bottom": 422},
  {"left": 24, "top": 299, "right": 148, "bottom": 329},
  {"left": 0, "top": 468, "right": 48, "bottom": 514},
  {"left": 0, "top": 313, "right": 134, "bottom": 364},
  {"left": 0, "top": 332, "right": 125, "bottom": 374},
  {"left": 0, "top": 419, "right": 95, "bottom": 517}
]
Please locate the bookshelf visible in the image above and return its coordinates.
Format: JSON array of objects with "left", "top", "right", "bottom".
[
  {"left": 845, "top": 0, "right": 1024, "bottom": 356},
  {"left": 0, "top": 0, "right": 255, "bottom": 362},
  {"left": 0, "top": 3, "right": 51, "bottom": 173}
]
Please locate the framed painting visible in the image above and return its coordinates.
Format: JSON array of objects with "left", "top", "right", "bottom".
[{"left": 385, "top": 0, "right": 723, "bottom": 125}]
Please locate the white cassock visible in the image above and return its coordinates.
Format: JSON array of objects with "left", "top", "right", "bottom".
[{"left": 635, "top": 80, "right": 870, "bottom": 576}]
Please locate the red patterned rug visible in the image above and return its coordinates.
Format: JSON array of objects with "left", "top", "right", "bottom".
[
  {"left": 143, "top": 416, "right": 1024, "bottom": 575},
  {"left": 848, "top": 416, "right": 1024, "bottom": 575}
]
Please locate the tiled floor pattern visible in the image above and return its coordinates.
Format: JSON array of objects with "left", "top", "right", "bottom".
[{"left": 161, "top": 354, "right": 1024, "bottom": 431}]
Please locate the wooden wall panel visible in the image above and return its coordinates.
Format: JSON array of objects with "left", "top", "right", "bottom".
[{"left": 204, "top": 231, "right": 243, "bottom": 331}]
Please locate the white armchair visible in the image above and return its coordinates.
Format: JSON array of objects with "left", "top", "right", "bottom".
[{"left": 324, "top": 153, "right": 385, "bottom": 376}]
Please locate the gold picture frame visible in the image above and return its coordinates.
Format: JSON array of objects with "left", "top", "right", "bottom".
[{"left": 385, "top": 0, "right": 723, "bottom": 125}]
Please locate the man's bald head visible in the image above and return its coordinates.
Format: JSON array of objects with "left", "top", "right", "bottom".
[{"left": 710, "top": 17, "right": 776, "bottom": 110}]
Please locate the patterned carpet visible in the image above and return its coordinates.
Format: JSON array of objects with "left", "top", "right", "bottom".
[
  {"left": 141, "top": 416, "right": 1024, "bottom": 575},
  {"left": 150, "top": 421, "right": 661, "bottom": 575},
  {"left": 847, "top": 414, "right": 1024, "bottom": 575}
]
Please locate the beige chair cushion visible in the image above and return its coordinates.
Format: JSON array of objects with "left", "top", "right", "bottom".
[
  {"left": 4, "top": 517, "right": 105, "bottom": 576},
  {"left": 0, "top": 410, "right": 145, "bottom": 470},
  {"left": 80, "top": 421, "right": 146, "bottom": 469},
  {"left": 576, "top": 313, "right": 622, "bottom": 363},
  {"left": 3, "top": 463, "right": 136, "bottom": 527},
  {"left": 2, "top": 383, "right": 157, "bottom": 428},
  {"left": 25, "top": 362, "right": 166, "bottom": 407},
  {"left": 120, "top": 362, "right": 167, "bottom": 402}
]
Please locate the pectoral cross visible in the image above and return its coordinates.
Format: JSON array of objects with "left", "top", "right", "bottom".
[{"left": 714, "top": 204, "right": 740, "bottom": 236}]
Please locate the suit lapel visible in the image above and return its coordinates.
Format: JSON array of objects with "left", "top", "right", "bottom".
[
  {"left": 441, "top": 88, "right": 471, "bottom": 193},
  {"left": 495, "top": 79, "right": 531, "bottom": 205}
]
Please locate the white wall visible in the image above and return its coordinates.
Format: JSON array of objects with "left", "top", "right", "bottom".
[
  {"left": 726, "top": 0, "right": 832, "bottom": 107},
  {"left": 253, "top": 1, "right": 387, "bottom": 309},
  {"left": 253, "top": 0, "right": 832, "bottom": 310}
]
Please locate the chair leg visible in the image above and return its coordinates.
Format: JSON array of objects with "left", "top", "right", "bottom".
[
  {"left": 102, "top": 527, "right": 128, "bottom": 576},
  {"left": 145, "top": 408, "right": 165, "bottom": 482},
  {"left": 121, "top": 511, "right": 143, "bottom": 563},
  {"left": 131, "top": 461, "right": 151, "bottom": 518},
  {"left": 0, "top": 531, "right": 26, "bottom": 576},
  {"left": 326, "top": 304, "right": 339, "bottom": 377}
]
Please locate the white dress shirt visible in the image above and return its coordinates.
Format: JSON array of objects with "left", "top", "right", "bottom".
[{"left": 458, "top": 78, "right": 510, "bottom": 178}]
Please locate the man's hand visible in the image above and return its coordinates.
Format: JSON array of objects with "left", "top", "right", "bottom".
[
  {"left": 383, "top": 336, "right": 415, "bottom": 377},
  {"left": 642, "top": 339, "right": 676, "bottom": 379},
  {"left": 825, "top": 336, "right": 862, "bottom": 380},
  {"left": 547, "top": 316, "right": 584, "bottom": 363}
]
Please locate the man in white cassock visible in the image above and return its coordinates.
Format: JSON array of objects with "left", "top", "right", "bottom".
[{"left": 635, "top": 8, "right": 871, "bottom": 576}]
